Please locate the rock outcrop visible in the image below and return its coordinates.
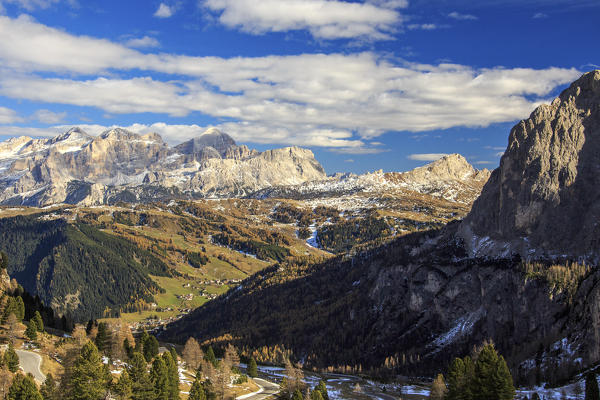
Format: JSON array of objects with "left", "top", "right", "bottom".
[
  {"left": 458, "top": 70, "right": 600, "bottom": 261},
  {"left": 0, "top": 128, "right": 327, "bottom": 205}
]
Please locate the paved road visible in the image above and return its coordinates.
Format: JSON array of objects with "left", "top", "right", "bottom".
[
  {"left": 237, "top": 378, "right": 280, "bottom": 400},
  {"left": 15, "top": 350, "right": 46, "bottom": 383}
]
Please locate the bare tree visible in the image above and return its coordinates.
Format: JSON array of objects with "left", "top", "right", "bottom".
[
  {"left": 110, "top": 320, "right": 134, "bottom": 361},
  {"left": 183, "top": 337, "right": 204, "bottom": 371},
  {"left": 285, "top": 358, "right": 305, "bottom": 395},
  {"left": 71, "top": 325, "right": 88, "bottom": 346},
  {"left": 5, "top": 314, "right": 19, "bottom": 344},
  {"left": 0, "top": 366, "right": 13, "bottom": 399}
]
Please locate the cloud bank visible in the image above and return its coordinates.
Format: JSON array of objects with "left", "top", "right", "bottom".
[{"left": 0, "top": 15, "right": 582, "bottom": 152}]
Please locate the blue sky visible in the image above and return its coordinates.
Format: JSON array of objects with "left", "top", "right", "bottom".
[{"left": 0, "top": 0, "right": 598, "bottom": 174}]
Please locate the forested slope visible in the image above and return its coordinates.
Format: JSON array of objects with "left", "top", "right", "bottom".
[
  {"left": 162, "top": 225, "right": 599, "bottom": 384},
  {"left": 0, "top": 215, "right": 171, "bottom": 321}
]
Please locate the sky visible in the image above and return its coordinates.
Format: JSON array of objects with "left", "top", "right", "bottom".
[{"left": 0, "top": 0, "right": 598, "bottom": 174}]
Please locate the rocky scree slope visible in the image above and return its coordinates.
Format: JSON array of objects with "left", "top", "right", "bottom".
[
  {"left": 0, "top": 128, "right": 326, "bottom": 206},
  {"left": 458, "top": 70, "right": 600, "bottom": 261}
]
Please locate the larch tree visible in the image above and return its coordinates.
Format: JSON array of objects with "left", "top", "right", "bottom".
[
  {"left": 0, "top": 366, "right": 14, "bottom": 400},
  {"left": 284, "top": 359, "right": 304, "bottom": 395},
  {"left": 183, "top": 338, "right": 203, "bottom": 371},
  {"left": 429, "top": 373, "right": 448, "bottom": 400}
]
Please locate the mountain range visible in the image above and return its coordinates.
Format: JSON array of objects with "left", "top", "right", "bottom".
[
  {"left": 0, "top": 127, "right": 326, "bottom": 206},
  {"left": 0, "top": 126, "right": 490, "bottom": 207},
  {"left": 162, "top": 70, "right": 600, "bottom": 385}
]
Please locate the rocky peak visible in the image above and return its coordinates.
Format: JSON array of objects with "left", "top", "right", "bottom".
[
  {"left": 47, "top": 127, "right": 93, "bottom": 146},
  {"left": 458, "top": 70, "right": 600, "bottom": 260},
  {"left": 98, "top": 128, "right": 141, "bottom": 141},
  {"left": 404, "top": 154, "right": 490, "bottom": 183},
  {"left": 175, "top": 128, "right": 237, "bottom": 157}
]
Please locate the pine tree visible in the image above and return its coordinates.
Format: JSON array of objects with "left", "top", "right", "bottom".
[
  {"left": 494, "top": 356, "right": 516, "bottom": 400},
  {"left": 150, "top": 357, "right": 169, "bottom": 400},
  {"left": 138, "top": 331, "right": 149, "bottom": 353},
  {"left": 470, "top": 344, "right": 514, "bottom": 400},
  {"left": 14, "top": 297, "right": 25, "bottom": 321},
  {"left": 162, "top": 351, "right": 180, "bottom": 399},
  {"left": 247, "top": 357, "right": 258, "bottom": 379},
  {"left": 586, "top": 372, "right": 600, "bottom": 400},
  {"left": 128, "top": 352, "right": 155, "bottom": 400},
  {"left": 430, "top": 373, "right": 448, "bottom": 400},
  {"left": 32, "top": 312, "right": 44, "bottom": 333},
  {"left": 4, "top": 343, "right": 20, "bottom": 373},
  {"left": 94, "top": 322, "right": 111, "bottom": 355},
  {"left": 40, "top": 373, "right": 60, "bottom": 400},
  {"left": 314, "top": 380, "right": 329, "bottom": 400},
  {"left": 310, "top": 390, "right": 324, "bottom": 400},
  {"left": 8, "top": 373, "right": 43, "bottom": 400},
  {"left": 67, "top": 341, "right": 110, "bottom": 400},
  {"left": 143, "top": 335, "right": 159, "bottom": 363},
  {"left": 205, "top": 346, "right": 217, "bottom": 368},
  {"left": 114, "top": 370, "right": 133, "bottom": 400},
  {"left": 25, "top": 321, "right": 37, "bottom": 341},
  {"left": 292, "top": 389, "right": 303, "bottom": 400},
  {"left": 189, "top": 379, "right": 208, "bottom": 400}
]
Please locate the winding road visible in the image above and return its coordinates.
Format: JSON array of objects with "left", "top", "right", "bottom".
[
  {"left": 237, "top": 378, "right": 280, "bottom": 400},
  {"left": 15, "top": 349, "right": 46, "bottom": 384}
]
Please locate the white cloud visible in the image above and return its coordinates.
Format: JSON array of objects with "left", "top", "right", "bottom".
[
  {"left": 533, "top": 12, "right": 548, "bottom": 18},
  {"left": 448, "top": 11, "right": 478, "bottom": 20},
  {"left": 495, "top": 151, "right": 505, "bottom": 157},
  {"left": 475, "top": 160, "right": 493, "bottom": 165},
  {"left": 0, "top": 15, "right": 583, "bottom": 149},
  {"left": 0, "top": 0, "right": 59, "bottom": 11},
  {"left": 407, "top": 23, "right": 438, "bottom": 30},
  {"left": 201, "top": 0, "right": 403, "bottom": 40},
  {"left": 154, "top": 3, "right": 174, "bottom": 18},
  {"left": 407, "top": 153, "right": 449, "bottom": 161},
  {"left": 124, "top": 35, "right": 160, "bottom": 48},
  {"left": 0, "top": 106, "right": 22, "bottom": 124},
  {"left": 31, "top": 109, "right": 66, "bottom": 124}
]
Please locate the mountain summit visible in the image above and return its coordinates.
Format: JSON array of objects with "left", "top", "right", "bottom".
[{"left": 458, "top": 70, "right": 600, "bottom": 260}]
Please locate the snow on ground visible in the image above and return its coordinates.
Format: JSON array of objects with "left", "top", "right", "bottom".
[
  {"left": 305, "top": 224, "right": 320, "bottom": 249},
  {"left": 430, "top": 308, "right": 484, "bottom": 350}
]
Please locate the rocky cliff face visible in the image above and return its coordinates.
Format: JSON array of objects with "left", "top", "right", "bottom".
[
  {"left": 0, "top": 128, "right": 326, "bottom": 206},
  {"left": 458, "top": 70, "right": 600, "bottom": 261}
]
